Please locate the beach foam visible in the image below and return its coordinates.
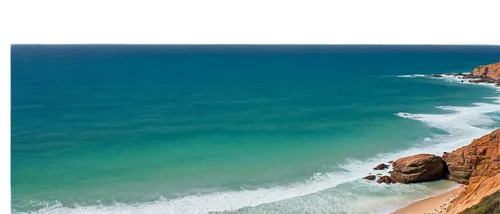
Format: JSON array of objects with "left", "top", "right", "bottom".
[{"left": 397, "top": 74, "right": 426, "bottom": 78}]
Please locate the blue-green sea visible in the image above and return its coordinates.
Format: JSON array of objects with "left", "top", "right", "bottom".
[{"left": 11, "top": 45, "right": 500, "bottom": 213}]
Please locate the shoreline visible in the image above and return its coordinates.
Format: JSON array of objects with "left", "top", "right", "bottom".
[
  {"left": 387, "top": 62, "right": 500, "bottom": 214},
  {"left": 401, "top": 73, "right": 499, "bottom": 89},
  {"left": 391, "top": 185, "right": 465, "bottom": 214},
  {"left": 427, "top": 62, "right": 500, "bottom": 88}
]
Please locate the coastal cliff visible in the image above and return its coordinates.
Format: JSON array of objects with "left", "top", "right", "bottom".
[
  {"left": 445, "top": 129, "right": 500, "bottom": 214},
  {"left": 470, "top": 62, "right": 500, "bottom": 80},
  {"left": 459, "top": 190, "right": 500, "bottom": 214},
  {"left": 386, "top": 129, "right": 500, "bottom": 214},
  {"left": 429, "top": 62, "right": 500, "bottom": 86}
]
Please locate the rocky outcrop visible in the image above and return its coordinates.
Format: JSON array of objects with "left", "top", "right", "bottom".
[
  {"left": 363, "top": 175, "right": 376, "bottom": 180},
  {"left": 460, "top": 62, "right": 500, "bottom": 86},
  {"left": 445, "top": 129, "right": 500, "bottom": 214},
  {"left": 447, "top": 174, "right": 500, "bottom": 214},
  {"left": 374, "top": 163, "right": 389, "bottom": 170},
  {"left": 444, "top": 129, "right": 500, "bottom": 185},
  {"left": 442, "top": 152, "right": 450, "bottom": 160},
  {"left": 390, "top": 154, "right": 445, "bottom": 184},
  {"left": 388, "top": 129, "right": 500, "bottom": 213},
  {"left": 468, "top": 77, "right": 497, "bottom": 84},
  {"left": 435, "top": 62, "right": 500, "bottom": 87},
  {"left": 377, "top": 176, "right": 393, "bottom": 184},
  {"left": 459, "top": 190, "right": 500, "bottom": 214},
  {"left": 470, "top": 62, "right": 500, "bottom": 80}
]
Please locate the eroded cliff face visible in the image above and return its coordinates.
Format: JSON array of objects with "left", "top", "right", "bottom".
[
  {"left": 470, "top": 62, "right": 500, "bottom": 80},
  {"left": 445, "top": 129, "right": 500, "bottom": 214}
]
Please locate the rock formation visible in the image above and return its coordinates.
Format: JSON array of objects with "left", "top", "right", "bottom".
[
  {"left": 377, "top": 176, "right": 393, "bottom": 184},
  {"left": 436, "top": 62, "right": 500, "bottom": 86},
  {"left": 361, "top": 126, "right": 500, "bottom": 213},
  {"left": 461, "top": 62, "right": 500, "bottom": 86},
  {"left": 470, "top": 62, "right": 500, "bottom": 80},
  {"left": 363, "top": 175, "right": 376, "bottom": 180},
  {"left": 458, "top": 190, "right": 500, "bottom": 214},
  {"left": 374, "top": 163, "right": 389, "bottom": 170},
  {"left": 385, "top": 129, "right": 500, "bottom": 213},
  {"left": 390, "top": 154, "right": 445, "bottom": 184},
  {"left": 442, "top": 152, "right": 450, "bottom": 160},
  {"left": 445, "top": 129, "right": 500, "bottom": 214},
  {"left": 444, "top": 129, "right": 500, "bottom": 185},
  {"left": 468, "top": 77, "right": 497, "bottom": 84}
]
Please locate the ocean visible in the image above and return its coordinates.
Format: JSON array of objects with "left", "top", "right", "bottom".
[{"left": 11, "top": 45, "right": 500, "bottom": 213}]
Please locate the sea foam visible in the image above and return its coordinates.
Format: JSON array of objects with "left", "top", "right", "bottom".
[{"left": 396, "top": 74, "right": 426, "bottom": 78}]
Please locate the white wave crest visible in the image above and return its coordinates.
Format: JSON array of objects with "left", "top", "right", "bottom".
[
  {"left": 17, "top": 171, "right": 364, "bottom": 214},
  {"left": 396, "top": 100, "right": 500, "bottom": 135},
  {"left": 397, "top": 74, "right": 426, "bottom": 78}
]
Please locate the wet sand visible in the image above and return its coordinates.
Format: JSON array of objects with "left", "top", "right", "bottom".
[{"left": 392, "top": 185, "right": 465, "bottom": 214}]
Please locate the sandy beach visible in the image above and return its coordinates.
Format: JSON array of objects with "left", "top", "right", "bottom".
[{"left": 391, "top": 186, "right": 465, "bottom": 214}]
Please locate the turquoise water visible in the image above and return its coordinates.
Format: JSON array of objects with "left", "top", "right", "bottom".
[{"left": 11, "top": 45, "right": 500, "bottom": 213}]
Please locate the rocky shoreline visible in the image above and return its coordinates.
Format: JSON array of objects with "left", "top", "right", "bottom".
[
  {"left": 362, "top": 129, "right": 500, "bottom": 213},
  {"left": 363, "top": 62, "right": 500, "bottom": 213},
  {"left": 428, "top": 62, "right": 500, "bottom": 86}
]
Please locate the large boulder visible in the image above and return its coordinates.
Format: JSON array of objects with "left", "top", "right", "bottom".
[
  {"left": 445, "top": 129, "right": 500, "bottom": 214},
  {"left": 390, "top": 154, "right": 444, "bottom": 184}
]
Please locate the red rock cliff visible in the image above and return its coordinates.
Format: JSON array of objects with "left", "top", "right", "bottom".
[
  {"left": 470, "top": 62, "right": 500, "bottom": 80},
  {"left": 445, "top": 129, "right": 500, "bottom": 214}
]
